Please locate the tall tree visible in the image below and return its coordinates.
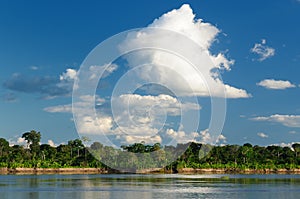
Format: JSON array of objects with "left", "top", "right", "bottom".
[
  {"left": 22, "top": 130, "right": 41, "bottom": 159},
  {"left": 292, "top": 143, "right": 300, "bottom": 158},
  {"left": 68, "top": 139, "right": 84, "bottom": 158},
  {"left": 0, "top": 138, "right": 9, "bottom": 157}
]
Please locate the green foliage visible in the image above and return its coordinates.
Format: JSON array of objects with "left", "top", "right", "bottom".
[
  {"left": 22, "top": 130, "right": 41, "bottom": 159},
  {"left": 0, "top": 131, "right": 300, "bottom": 171}
]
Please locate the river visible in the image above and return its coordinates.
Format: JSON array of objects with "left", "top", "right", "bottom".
[{"left": 0, "top": 174, "right": 299, "bottom": 199}]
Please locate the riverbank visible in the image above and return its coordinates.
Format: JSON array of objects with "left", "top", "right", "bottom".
[
  {"left": 0, "top": 168, "right": 108, "bottom": 175},
  {"left": 177, "top": 168, "right": 300, "bottom": 174},
  {"left": 1, "top": 167, "right": 300, "bottom": 175}
]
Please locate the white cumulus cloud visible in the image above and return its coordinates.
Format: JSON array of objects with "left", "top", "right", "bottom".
[
  {"left": 112, "top": 94, "right": 201, "bottom": 137},
  {"left": 59, "top": 68, "right": 77, "bottom": 81},
  {"left": 119, "top": 4, "right": 250, "bottom": 98},
  {"left": 17, "top": 137, "right": 26, "bottom": 144},
  {"left": 257, "top": 132, "right": 268, "bottom": 138},
  {"left": 270, "top": 142, "right": 300, "bottom": 150},
  {"left": 198, "top": 129, "right": 225, "bottom": 144},
  {"left": 166, "top": 128, "right": 186, "bottom": 138},
  {"left": 251, "top": 39, "right": 275, "bottom": 61},
  {"left": 118, "top": 135, "right": 162, "bottom": 145},
  {"left": 77, "top": 116, "right": 114, "bottom": 135},
  {"left": 47, "top": 140, "right": 56, "bottom": 147},
  {"left": 216, "top": 134, "right": 227, "bottom": 143},
  {"left": 116, "top": 94, "right": 200, "bottom": 116},
  {"left": 257, "top": 79, "right": 296, "bottom": 90}
]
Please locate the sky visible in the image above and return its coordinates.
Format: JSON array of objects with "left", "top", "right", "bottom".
[{"left": 1, "top": 0, "right": 300, "bottom": 148}]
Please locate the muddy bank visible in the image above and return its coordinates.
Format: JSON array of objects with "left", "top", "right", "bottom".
[
  {"left": 1, "top": 167, "right": 300, "bottom": 175},
  {"left": 177, "top": 168, "right": 300, "bottom": 174},
  {"left": 0, "top": 167, "right": 166, "bottom": 175},
  {"left": 0, "top": 168, "right": 108, "bottom": 175}
]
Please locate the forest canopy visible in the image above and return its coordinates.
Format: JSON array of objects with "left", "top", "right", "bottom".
[{"left": 1, "top": 130, "right": 300, "bottom": 171}]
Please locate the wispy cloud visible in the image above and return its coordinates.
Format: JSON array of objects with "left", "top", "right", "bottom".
[
  {"left": 2, "top": 92, "right": 17, "bottom": 102},
  {"left": 289, "top": 130, "right": 297, "bottom": 134},
  {"left": 43, "top": 104, "right": 72, "bottom": 113},
  {"left": 43, "top": 95, "right": 105, "bottom": 113},
  {"left": 251, "top": 114, "right": 300, "bottom": 127},
  {"left": 257, "top": 132, "right": 268, "bottom": 138},
  {"left": 257, "top": 79, "right": 296, "bottom": 90},
  {"left": 251, "top": 39, "right": 275, "bottom": 61},
  {"left": 30, "top": 66, "right": 39, "bottom": 71}
]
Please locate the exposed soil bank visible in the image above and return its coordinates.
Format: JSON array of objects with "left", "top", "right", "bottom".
[
  {"left": 177, "top": 168, "right": 300, "bottom": 174},
  {"left": 1, "top": 167, "right": 300, "bottom": 175},
  {"left": 0, "top": 168, "right": 108, "bottom": 175}
]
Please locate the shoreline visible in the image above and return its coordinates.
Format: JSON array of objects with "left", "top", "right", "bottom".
[
  {"left": 0, "top": 168, "right": 108, "bottom": 175},
  {"left": 177, "top": 168, "right": 300, "bottom": 174},
  {"left": 1, "top": 167, "right": 300, "bottom": 175}
]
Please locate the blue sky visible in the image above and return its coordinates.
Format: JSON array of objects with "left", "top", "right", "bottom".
[{"left": 1, "top": 0, "right": 300, "bottom": 147}]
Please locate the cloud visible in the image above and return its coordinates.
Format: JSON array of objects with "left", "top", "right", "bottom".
[
  {"left": 198, "top": 129, "right": 225, "bottom": 144},
  {"left": 257, "top": 132, "right": 268, "bottom": 138},
  {"left": 165, "top": 128, "right": 220, "bottom": 144},
  {"left": 115, "top": 94, "right": 200, "bottom": 116},
  {"left": 44, "top": 94, "right": 114, "bottom": 135},
  {"left": 289, "top": 130, "right": 297, "bottom": 134},
  {"left": 44, "top": 95, "right": 105, "bottom": 113},
  {"left": 47, "top": 140, "right": 56, "bottom": 147},
  {"left": 17, "top": 137, "right": 26, "bottom": 144},
  {"left": 70, "top": 4, "right": 249, "bottom": 146},
  {"left": 59, "top": 68, "right": 77, "bottom": 81},
  {"left": 252, "top": 114, "right": 300, "bottom": 127},
  {"left": 257, "top": 79, "right": 296, "bottom": 90},
  {"left": 166, "top": 128, "right": 186, "bottom": 138},
  {"left": 44, "top": 94, "right": 112, "bottom": 135},
  {"left": 89, "top": 64, "right": 118, "bottom": 80},
  {"left": 3, "top": 68, "right": 77, "bottom": 99},
  {"left": 30, "top": 66, "right": 39, "bottom": 70},
  {"left": 77, "top": 116, "right": 114, "bottom": 135},
  {"left": 110, "top": 94, "right": 201, "bottom": 137},
  {"left": 199, "top": 129, "right": 212, "bottom": 143},
  {"left": 2, "top": 92, "right": 17, "bottom": 102},
  {"left": 51, "top": 92, "right": 200, "bottom": 145},
  {"left": 3, "top": 73, "right": 58, "bottom": 94},
  {"left": 216, "top": 134, "right": 227, "bottom": 143},
  {"left": 44, "top": 104, "right": 72, "bottom": 113},
  {"left": 117, "top": 135, "right": 162, "bottom": 145},
  {"left": 250, "top": 39, "right": 275, "bottom": 61},
  {"left": 119, "top": 4, "right": 250, "bottom": 98},
  {"left": 270, "top": 142, "right": 300, "bottom": 150}
]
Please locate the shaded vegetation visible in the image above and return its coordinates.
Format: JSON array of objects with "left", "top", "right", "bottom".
[{"left": 1, "top": 130, "right": 300, "bottom": 171}]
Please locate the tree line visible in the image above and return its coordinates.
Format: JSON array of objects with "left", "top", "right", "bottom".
[{"left": 0, "top": 130, "right": 300, "bottom": 171}]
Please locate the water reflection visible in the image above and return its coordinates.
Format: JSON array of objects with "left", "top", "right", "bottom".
[{"left": 0, "top": 174, "right": 300, "bottom": 199}]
